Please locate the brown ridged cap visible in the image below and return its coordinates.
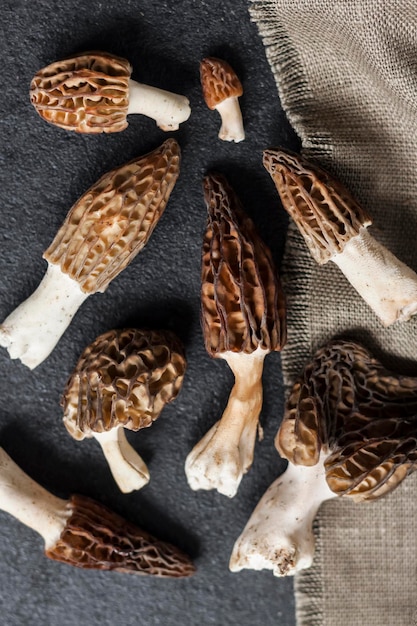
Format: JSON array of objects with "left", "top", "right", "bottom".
[
  {"left": 277, "top": 340, "right": 417, "bottom": 502},
  {"left": 30, "top": 51, "right": 132, "bottom": 133},
  {"left": 201, "top": 173, "right": 286, "bottom": 357},
  {"left": 263, "top": 149, "right": 372, "bottom": 265},
  {"left": 44, "top": 138, "right": 180, "bottom": 293},
  {"left": 62, "top": 328, "right": 186, "bottom": 440},
  {"left": 45, "top": 494, "right": 195, "bottom": 577},
  {"left": 200, "top": 57, "right": 243, "bottom": 110}
]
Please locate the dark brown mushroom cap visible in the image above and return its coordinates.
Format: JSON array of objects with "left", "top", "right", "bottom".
[
  {"left": 263, "top": 149, "right": 372, "bottom": 265},
  {"left": 62, "top": 328, "right": 186, "bottom": 440},
  {"left": 44, "top": 138, "right": 180, "bottom": 294},
  {"left": 30, "top": 51, "right": 132, "bottom": 133},
  {"left": 200, "top": 57, "right": 243, "bottom": 110},
  {"left": 277, "top": 340, "right": 417, "bottom": 501},
  {"left": 45, "top": 494, "right": 195, "bottom": 577},
  {"left": 201, "top": 173, "right": 286, "bottom": 357}
]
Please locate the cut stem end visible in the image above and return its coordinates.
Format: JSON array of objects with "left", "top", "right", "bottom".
[
  {"left": 128, "top": 79, "right": 191, "bottom": 130},
  {"left": 215, "top": 97, "right": 245, "bottom": 142},
  {"left": 94, "top": 428, "right": 150, "bottom": 493},
  {"left": 0, "top": 263, "right": 88, "bottom": 369},
  {"left": 333, "top": 228, "right": 417, "bottom": 326},
  {"left": 185, "top": 350, "right": 265, "bottom": 497},
  {"left": 230, "top": 455, "right": 335, "bottom": 576}
]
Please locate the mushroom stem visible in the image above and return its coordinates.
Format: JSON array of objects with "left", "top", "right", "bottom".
[
  {"left": 93, "top": 427, "right": 150, "bottom": 493},
  {"left": 0, "top": 447, "right": 71, "bottom": 550},
  {"left": 0, "top": 262, "right": 88, "bottom": 369},
  {"left": 128, "top": 79, "right": 191, "bottom": 131},
  {"left": 229, "top": 454, "right": 335, "bottom": 577},
  {"left": 332, "top": 227, "right": 417, "bottom": 326},
  {"left": 215, "top": 97, "right": 245, "bottom": 142},
  {"left": 185, "top": 349, "right": 266, "bottom": 498}
]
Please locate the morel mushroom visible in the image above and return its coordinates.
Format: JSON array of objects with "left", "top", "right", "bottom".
[
  {"left": 230, "top": 339, "right": 417, "bottom": 576},
  {"left": 184, "top": 174, "right": 286, "bottom": 497},
  {"left": 30, "top": 51, "right": 191, "bottom": 133},
  {"left": 63, "top": 328, "right": 186, "bottom": 493},
  {"left": 200, "top": 57, "right": 244, "bottom": 143},
  {"left": 0, "top": 139, "right": 180, "bottom": 369},
  {"left": 0, "top": 446, "right": 194, "bottom": 577},
  {"left": 263, "top": 148, "right": 417, "bottom": 326}
]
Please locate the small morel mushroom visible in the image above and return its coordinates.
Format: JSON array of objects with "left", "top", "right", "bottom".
[
  {"left": 63, "top": 328, "right": 186, "bottom": 493},
  {"left": 200, "top": 57, "right": 245, "bottom": 143},
  {"left": 0, "top": 447, "right": 195, "bottom": 577},
  {"left": 184, "top": 174, "right": 286, "bottom": 497},
  {"left": 263, "top": 148, "right": 417, "bottom": 326},
  {"left": 0, "top": 139, "right": 181, "bottom": 369},
  {"left": 30, "top": 51, "right": 191, "bottom": 133},
  {"left": 230, "top": 340, "right": 417, "bottom": 576}
]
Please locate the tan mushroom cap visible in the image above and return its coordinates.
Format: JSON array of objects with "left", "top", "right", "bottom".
[
  {"left": 263, "top": 149, "right": 372, "bottom": 265},
  {"left": 62, "top": 328, "right": 186, "bottom": 440},
  {"left": 201, "top": 173, "right": 286, "bottom": 357},
  {"left": 45, "top": 494, "right": 195, "bottom": 577},
  {"left": 277, "top": 340, "right": 417, "bottom": 502},
  {"left": 30, "top": 51, "right": 132, "bottom": 133},
  {"left": 200, "top": 57, "right": 243, "bottom": 110},
  {"left": 44, "top": 138, "right": 180, "bottom": 293}
]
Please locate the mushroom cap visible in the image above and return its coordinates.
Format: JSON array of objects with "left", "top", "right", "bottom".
[
  {"left": 277, "top": 340, "right": 417, "bottom": 501},
  {"left": 44, "top": 138, "right": 180, "bottom": 294},
  {"left": 45, "top": 494, "right": 195, "bottom": 577},
  {"left": 200, "top": 57, "right": 243, "bottom": 110},
  {"left": 201, "top": 173, "right": 286, "bottom": 357},
  {"left": 263, "top": 148, "right": 372, "bottom": 264},
  {"left": 62, "top": 328, "right": 186, "bottom": 440},
  {"left": 30, "top": 51, "right": 132, "bottom": 133}
]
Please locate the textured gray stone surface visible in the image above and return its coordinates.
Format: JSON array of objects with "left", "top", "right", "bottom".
[{"left": 0, "top": 1, "right": 298, "bottom": 624}]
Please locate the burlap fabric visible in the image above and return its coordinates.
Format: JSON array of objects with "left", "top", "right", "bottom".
[{"left": 249, "top": 2, "right": 417, "bottom": 625}]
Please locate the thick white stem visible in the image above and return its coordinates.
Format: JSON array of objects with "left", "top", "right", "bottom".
[
  {"left": 215, "top": 97, "right": 245, "bottom": 143},
  {"left": 229, "top": 454, "right": 335, "bottom": 576},
  {"left": 0, "top": 262, "right": 88, "bottom": 369},
  {"left": 185, "top": 349, "right": 265, "bottom": 498},
  {"left": 332, "top": 227, "right": 417, "bottom": 326},
  {"left": 93, "top": 427, "right": 150, "bottom": 493},
  {"left": 127, "top": 79, "right": 191, "bottom": 131},
  {"left": 0, "top": 448, "right": 71, "bottom": 550}
]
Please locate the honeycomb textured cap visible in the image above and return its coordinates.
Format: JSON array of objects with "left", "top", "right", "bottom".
[
  {"left": 44, "top": 138, "right": 180, "bottom": 293},
  {"left": 45, "top": 494, "right": 195, "bottom": 577},
  {"left": 201, "top": 173, "right": 286, "bottom": 356},
  {"left": 62, "top": 328, "right": 186, "bottom": 440},
  {"left": 30, "top": 51, "right": 132, "bottom": 133},
  {"left": 263, "top": 148, "right": 373, "bottom": 264},
  {"left": 277, "top": 340, "right": 417, "bottom": 501},
  {"left": 200, "top": 57, "right": 243, "bottom": 109}
]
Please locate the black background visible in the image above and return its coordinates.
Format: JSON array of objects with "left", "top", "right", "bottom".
[{"left": 0, "top": 1, "right": 300, "bottom": 624}]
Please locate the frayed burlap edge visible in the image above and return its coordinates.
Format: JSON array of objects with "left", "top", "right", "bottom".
[{"left": 248, "top": 4, "right": 331, "bottom": 624}]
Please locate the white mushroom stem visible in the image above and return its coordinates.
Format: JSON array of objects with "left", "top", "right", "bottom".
[
  {"left": 128, "top": 79, "right": 191, "bottom": 131},
  {"left": 93, "top": 427, "right": 150, "bottom": 494},
  {"left": 332, "top": 227, "right": 417, "bottom": 326},
  {"left": 0, "top": 262, "right": 88, "bottom": 370},
  {"left": 0, "top": 447, "right": 71, "bottom": 550},
  {"left": 229, "top": 453, "right": 335, "bottom": 577},
  {"left": 185, "top": 348, "right": 266, "bottom": 498},
  {"left": 214, "top": 97, "right": 245, "bottom": 143}
]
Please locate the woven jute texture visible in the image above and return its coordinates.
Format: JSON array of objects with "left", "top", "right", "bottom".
[{"left": 249, "top": 2, "right": 417, "bottom": 625}]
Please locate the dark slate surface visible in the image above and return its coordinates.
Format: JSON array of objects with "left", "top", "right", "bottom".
[{"left": 0, "top": 2, "right": 300, "bottom": 625}]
